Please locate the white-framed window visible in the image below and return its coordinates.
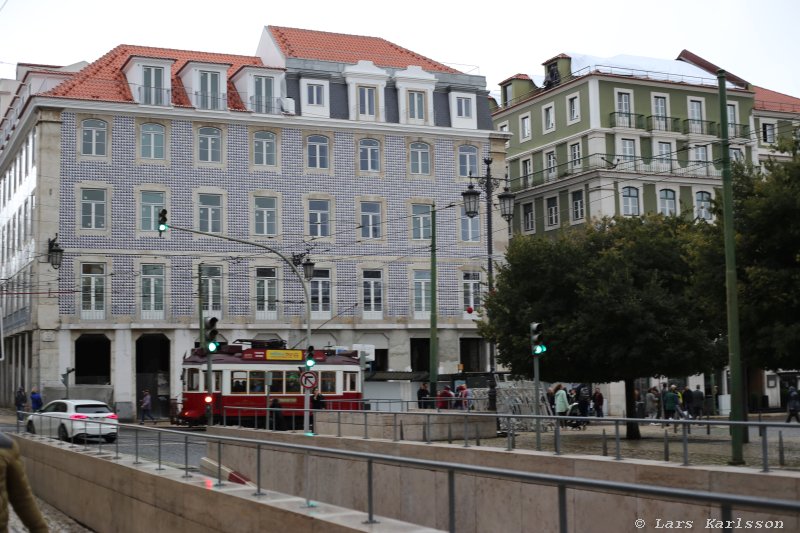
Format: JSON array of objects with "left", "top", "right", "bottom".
[
  {"left": 457, "top": 97, "right": 472, "bottom": 118},
  {"left": 411, "top": 203, "right": 432, "bottom": 240},
  {"left": 542, "top": 103, "right": 555, "bottom": 132},
  {"left": 458, "top": 145, "right": 478, "bottom": 177},
  {"left": 762, "top": 122, "right": 776, "bottom": 143},
  {"left": 82, "top": 119, "right": 107, "bottom": 156},
  {"left": 463, "top": 271, "right": 481, "bottom": 315},
  {"left": 141, "top": 123, "right": 165, "bottom": 159},
  {"left": 622, "top": 186, "right": 640, "bottom": 216},
  {"left": 358, "top": 86, "right": 377, "bottom": 119},
  {"left": 545, "top": 151, "right": 557, "bottom": 180},
  {"left": 308, "top": 84, "right": 324, "bottom": 106},
  {"left": 140, "top": 191, "right": 165, "bottom": 232},
  {"left": 198, "top": 127, "right": 221, "bottom": 162},
  {"left": 362, "top": 270, "right": 383, "bottom": 319},
  {"left": 730, "top": 147, "right": 744, "bottom": 161},
  {"left": 255, "top": 267, "right": 278, "bottom": 319},
  {"left": 460, "top": 206, "right": 480, "bottom": 242},
  {"left": 693, "top": 145, "right": 709, "bottom": 175},
  {"left": 616, "top": 91, "right": 632, "bottom": 127},
  {"left": 727, "top": 103, "right": 738, "bottom": 137},
  {"left": 141, "top": 264, "right": 165, "bottom": 320},
  {"left": 569, "top": 143, "right": 581, "bottom": 171},
  {"left": 688, "top": 99, "right": 704, "bottom": 133},
  {"left": 655, "top": 141, "right": 672, "bottom": 171},
  {"left": 253, "top": 75, "right": 275, "bottom": 114},
  {"left": 520, "top": 114, "right": 531, "bottom": 140},
  {"left": 254, "top": 131, "right": 276, "bottom": 166},
  {"left": 653, "top": 95, "right": 668, "bottom": 131},
  {"left": 310, "top": 269, "right": 331, "bottom": 317},
  {"left": 142, "top": 66, "right": 166, "bottom": 106},
  {"left": 521, "top": 158, "right": 532, "bottom": 187},
  {"left": 81, "top": 188, "right": 106, "bottom": 229},
  {"left": 571, "top": 190, "right": 584, "bottom": 222},
  {"left": 498, "top": 121, "right": 510, "bottom": 148},
  {"left": 409, "top": 91, "right": 425, "bottom": 121},
  {"left": 81, "top": 263, "right": 106, "bottom": 320},
  {"left": 254, "top": 196, "right": 277, "bottom": 236},
  {"left": 410, "top": 142, "right": 430, "bottom": 175},
  {"left": 309, "top": 199, "right": 330, "bottom": 237},
  {"left": 199, "top": 193, "right": 222, "bottom": 233},
  {"left": 621, "top": 138, "right": 636, "bottom": 164},
  {"left": 200, "top": 265, "right": 222, "bottom": 312},
  {"left": 659, "top": 189, "right": 677, "bottom": 216},
  {"left": 199, "top": 71, "right": 222, "bottom": 110},
  {"left": 567, "top": 93, "right": 580, "bottom": 124},
  {"left": 307, "top": 135, "right": 329, "bottom": 169},
  {"left": 545, "top": 197, "right": 559, "bottom": 228},
  {"left": 359, "top": 139, "right": 380, "bottom": 172},
  {"left": 696, "top": 191, "right": 712, "bottom": 221},
  {"left": 413, "top": 270, "right": 431, "bottom": 318},
  {"left": 522, "top": 203, "right": 535, "bottom": 232},
  {"left": 360, "top": 201, "right": 382, "bottom": 239}
]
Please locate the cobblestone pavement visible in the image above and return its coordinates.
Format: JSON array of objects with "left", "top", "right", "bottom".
[{"left": 8, "top": 497, "right": 93, "bottom": 532}]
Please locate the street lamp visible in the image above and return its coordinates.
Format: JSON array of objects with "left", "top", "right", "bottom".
[
  {"left": 461, "top": 157, "right": 515, "bottom": 372},
  {"left": 47, "top": 234, "right": 64, "bottom": 269},
  {"left": 302, "top": 257, "right": 316, "bottom": 281}
]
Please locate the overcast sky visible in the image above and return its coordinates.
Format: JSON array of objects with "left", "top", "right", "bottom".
[{"left": 1, "top": 0, "right": 797, "bottom": 99}]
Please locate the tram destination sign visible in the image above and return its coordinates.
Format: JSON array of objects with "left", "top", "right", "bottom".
[{"left": 242, "top": 349, "right": 303, "bottom": 361}]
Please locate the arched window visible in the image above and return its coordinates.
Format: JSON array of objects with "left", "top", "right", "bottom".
[
  {"left": 622, "top": 187, "right": 640, "bottom": 216},
  {"left": 82, "top": 119, "right": 107, "bottom": 156},
  {"left": 198, "top": 127, "right": 221, "bottom": 162},
  {"left": 141, "top": 123, "right": 165, "bottom": 159},
  {"left": 410, "top": 142, "right": 430, "bottom": 175},
  {"left": 359, "top": 139, "right": 380, "bottom": 171},
  {"left": 307, "top": 135, "right": 329, "bottom": 169},
  {"left": 458, "top": 145, "right": 478, "bottom": 177},
  {"left": 254, "top": 131, "right": 276, "bottom": 166},
  {"left": 696, "top": 191, "right": 712, "bottom": 220},
  {"left": 659, "top": 189, "right": 677, "bottom": 216}
]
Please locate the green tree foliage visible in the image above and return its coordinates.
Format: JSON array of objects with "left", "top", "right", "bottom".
[{"left": 480, "top": 215, "right": 720, "bottom": 438}]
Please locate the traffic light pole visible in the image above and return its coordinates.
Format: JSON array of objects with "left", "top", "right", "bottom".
[{"left": 199, "top": 264, "right": 213, "bottom": 426}]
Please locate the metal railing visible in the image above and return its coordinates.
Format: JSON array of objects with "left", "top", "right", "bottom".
[
  {"left": 15, "top": 411, "right": 800, "bottom": 533},
  {"left": 684, "top": 118, "right": 717, "bottom": 135},
  {"left": 609, "top": 112, "right": 644, "bottom": 129},
  {"left": 137, "top": 86, "right": 171, "bottom": 106},
  {"left": 247, "top": 95, "right": 282, "bottom": 114},
  {"left": 646, "top": 115, "right": 681, "bottom": 132},
  {"left": 192, "top": 91, "right": 228, "bottom": 111}
]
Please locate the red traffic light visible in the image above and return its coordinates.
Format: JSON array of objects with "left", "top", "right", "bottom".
[
  {"left": 466, "top": 306, "right": 474, "bottom": 314},
  {"left": 204, "top": 395, "right": 213, "bottom": 404}
]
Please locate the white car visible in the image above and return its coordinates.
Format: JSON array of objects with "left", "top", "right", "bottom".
[{"left": 25, "top": 399, "right": 118, "bottom": 443}]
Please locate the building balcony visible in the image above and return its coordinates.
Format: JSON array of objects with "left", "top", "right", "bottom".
[
  {"left": 193, "top": 92, "right": 228, "bottom": 111},
  {"left": 726, "top": 123, "right": 750, "bottom": 140},
  {"left": 610, "top": 112, "right": 644, "bottom": 129},
  {"left": 683, "top": 119, "right": 717, "bottom": 136},
  {"left": 247, "top": 95, "right": 282, "bottom": 114},
  {"left": 646, "top": 115, "right": 681, "bottom": 133},
  {"left": 510, "top": 152, "right": 721, "bottom": 192},
  {"left": 138, "top": 87, "right": 171, "bottom": 106}
]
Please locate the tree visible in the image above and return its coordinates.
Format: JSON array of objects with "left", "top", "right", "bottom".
[{"left": 480, "top": 215, "right": 720, "bottom": 438}]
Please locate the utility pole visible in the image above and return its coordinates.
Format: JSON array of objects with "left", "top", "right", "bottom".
[
  {"left": 428, "top": 205, "right": 439, "bottom": 400},
  {"left": 198, "top": 264, "right": 214, "bottom": 427},
  {"left": 718, "top": 70, "right": 746, "bottom": 464}
]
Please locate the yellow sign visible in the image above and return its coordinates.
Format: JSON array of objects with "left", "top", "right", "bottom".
[{"left": 266, "top": 349, "right": 303, "bottom": 361}]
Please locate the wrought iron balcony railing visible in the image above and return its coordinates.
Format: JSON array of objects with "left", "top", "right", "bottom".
[
  {"left": 646, "top": 115, "right": 681, "bottom": 133},
  {"left": 138, "top": 87, "right": 171, "bottom": 106},
  {"left": 248, "top": 95, "right": 282, "bottom": 114},
  {"left": 610, "top": 112, "right": 645, "bottom": 129},
  {"left": 193, "top": 91, "right": 228, "bottom": 111},
  {"left": 683, "top": 119, "right": 717, "bottom": 135}
]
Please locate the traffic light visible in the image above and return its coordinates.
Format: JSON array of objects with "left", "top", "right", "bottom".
[
  {"left": 530, "top": 322, "right": 547, "bottom": 355},
  {"left": 204, "top": 394, "right": 213, "bottom": 405},
  {"left": 305, "top": 346, "right": 316, "bottom": 368},
  {"left": 158, "top": 209, "right": 168, "bottom": 236},
  {"left": 204, "top": 317, "right": 219, "bottom": 353}
]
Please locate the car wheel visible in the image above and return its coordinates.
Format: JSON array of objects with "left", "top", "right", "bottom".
[
  {"left": 58, "top": 424, "right": 71, "bottom": 443},
  {"left": 26, "top": 421, "right": 36, "bottom": 434},
  {"left": 104, "top": 434, "right": 117, "bottom": 444}
]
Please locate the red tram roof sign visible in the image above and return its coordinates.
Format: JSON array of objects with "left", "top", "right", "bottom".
[{"left": 241, "top": 349, "right": 303, "bottom": 361}]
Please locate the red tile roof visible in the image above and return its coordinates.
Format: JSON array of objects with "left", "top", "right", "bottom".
[
  {"left": 753, "top": 86, "right": 800, "bottom": 113},
  {"left": 268, "top": 26, "right": 460, "bottom": 74},
  {"left": 43, "top": 45, "right": 271, "bottom": 110},
  {"left": 499, "top": 73, "right": 531, "bottom": 86}
]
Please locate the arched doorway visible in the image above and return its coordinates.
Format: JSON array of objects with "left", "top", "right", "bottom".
[
  {"left": 75, "top": 334, "right": 111, "bottom": 385},
  {"left": 135, "top": 334, "right": 171, "bottom": 419}
]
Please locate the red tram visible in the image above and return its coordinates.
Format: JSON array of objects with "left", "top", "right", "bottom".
[{"left": 179, "top": 339, "right": 363, "bottom": 426}]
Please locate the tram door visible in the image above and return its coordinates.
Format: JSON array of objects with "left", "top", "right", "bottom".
[{"left": 135, "top": 334, "right": 171, "bottom": 418}]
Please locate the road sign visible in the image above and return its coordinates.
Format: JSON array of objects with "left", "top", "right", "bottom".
[{"left": 300, "top": 371, "right": 317, "bottom": 389}]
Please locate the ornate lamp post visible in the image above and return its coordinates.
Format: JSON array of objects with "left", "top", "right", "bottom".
[
  {"left": 47, "top": 234, "right": 64, "bottom": 269},
  {"left": 461, "top": 157, "right": 515, "bottom": 372}
]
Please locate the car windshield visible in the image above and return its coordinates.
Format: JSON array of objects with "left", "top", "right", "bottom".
[{"left": 75, "top": 405, "right": 112, "bottom": 414}]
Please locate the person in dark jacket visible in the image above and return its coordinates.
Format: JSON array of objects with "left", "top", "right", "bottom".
[
  {"left": 787, "top": 386, "right": 800, "bottom": 424},
  {"left": 416, "top": 383, "right": 430, "bottom": 409},
  {"left": 14, "top": 388, "right": 26, "bottom": 421},
  {"left": 692, "top": 385, "right": 705, "bottom": 419},
  {"left": 592, "top": 388, "right": 604, "bottom": 417},
  {"left": 0, "top": 432, "right": 48, "bottom": 532}
]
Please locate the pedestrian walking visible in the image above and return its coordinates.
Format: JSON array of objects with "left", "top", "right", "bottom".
[
  {"left": 786, "top": 386, "right": 800, "bottom": 424},
  {"left": 664, "top": 385, "right": 679, "bottom": 423},
  {"left": 646, "top": 387, "right": 659, "bottom": 423},
  {"left": 30, "top": 388, "right": 43, "bottom": 412},
  {"left": 692, "top": 385, "right": 705, "bottom": 419},
  {"left": 0, "top": 431, "right": 48, "bottom": 532},
  {"left": 14, "top": 387, "right": 26, "bottom": 421},
  {"left": 592, "top": 388, "right": 604, "bottom": 417},
  {"left": 416, "top": 383, "right": 430, "bottom": 409},
  {"left": 436, "top": 386, "right": 455, "bottom": 409},
  {"left": 682, "top": 386, "right": 694, "bottom": 419},
  {"left": 554, "top": 383, "right": 570, "bottom": 427},
  {"left": 458, "top": 384, "right": 473, "bottom": 410},
  {"left": 139, "top": 389, "right": 155, "bottom": 424}
]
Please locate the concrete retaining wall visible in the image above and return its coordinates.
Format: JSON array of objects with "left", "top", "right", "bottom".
[
  {"left": 208, "top": 427, "right": 800, "bottom": 533},
  {"left": 314, "top": 410, "right": 497, "bottom": 441},
  {"left": 13, "top": 435, "right": 438, "bottom": 533}
]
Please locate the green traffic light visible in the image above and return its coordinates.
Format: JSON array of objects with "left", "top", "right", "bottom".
[
  {"left": 158, "top": 223, "right": 168, "bottom": 232},
  {"left": 207, "top": 341, "right": 219, "bottom": 353},
  {"left": 305, "top": 357, "right": 316, "bottom": 368},
  {"left": 534, "top": 344, "right": 547, "bottom": 355}
]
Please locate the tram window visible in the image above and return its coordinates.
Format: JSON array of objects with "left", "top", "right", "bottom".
[
  {"left": 320, "top": 371, "right": 336, "bottom": 393},
  {"left": 186, "top": 369, "right": 200, "bottom": 391},
  {"left": 199, "top": 370, "right": 222, "bottom": 392},
  {"left": 231, "top": 371, "right": 247, "bottom": 393},
  {"left": 269, "top": 371, "right": 284, "bottom": 394},
  {"left": 344, "top": 372, "right": 358, "bottom": 392},
  {"left": 285, "top": 371, "right": 301, "bottom": 393},
  {"left": 249, "top": 371, "right": 266, "bottom": 394}
]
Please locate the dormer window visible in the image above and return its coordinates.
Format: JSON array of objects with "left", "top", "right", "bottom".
[
  {"left": 178, "top": 61, "right": 230, "bottom": 112},
  {"left": 253, "top": 76, "right": 274, "bottom": 113},
  {"left": 358, "top": 86, "right": 377, "bottom": 120},
  {"left": 449, "top": 92, "right": 477, "bottom": 129},
  {"left": 308, "top": 84, "right": 324, "bottom": 106},
  {"left": 231, "top": 66, "right": 288, "bottom": 115},
  {"left": 142, "top": 66, "right": 166, "bottom": 105},
  {"left": 395, "top": 66, "right": 436, "bottom": 127},
  {"left": 122, "top": 56, "right": 174, "bottom": 106},
  {"left": 199, "top": 71, "right": 222, "bottom": 110},
  {"left": 344, "top": 61, "right": 388, "bottom": 123}
]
